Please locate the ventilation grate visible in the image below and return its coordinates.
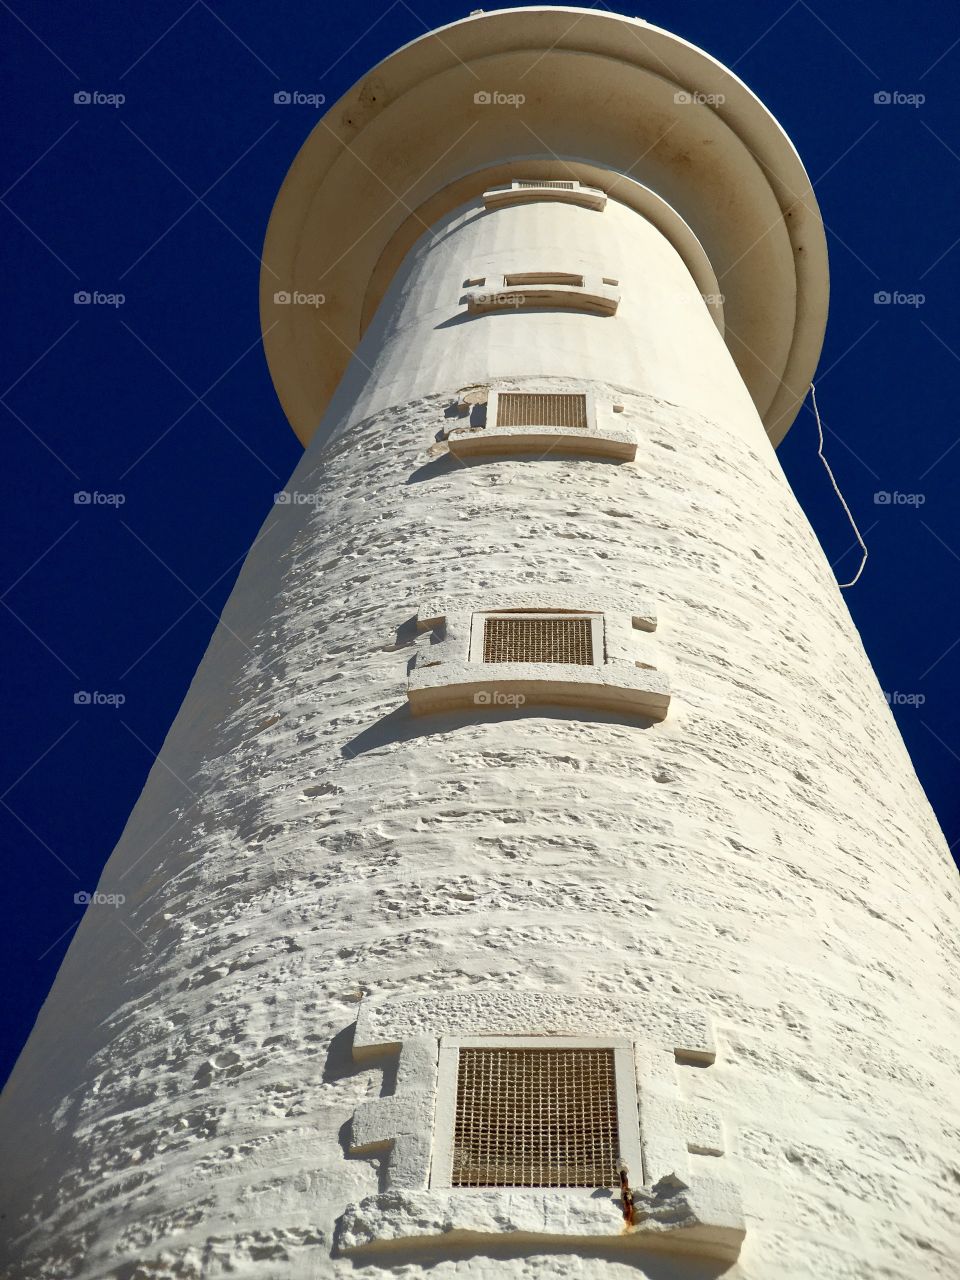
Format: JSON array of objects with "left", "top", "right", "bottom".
[
  {"left": 496, "top": 392, "right": 588, "bottom": 429},
  {"left": 452, "top": 1047, "right": 620, "bottom": 1188},
  {"left": 502, "top": 272, "right": 585, "bottom": 288},
  {"left": 516, "top": 180, "right": 576, "bottom": 189},
  {"left": 483, "top": 615, "right": 593, "bottom": 665}
]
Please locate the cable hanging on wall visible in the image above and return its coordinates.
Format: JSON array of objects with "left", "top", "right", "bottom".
[{"left": 809, "top": 382, "right": 869, "bottom": 589}]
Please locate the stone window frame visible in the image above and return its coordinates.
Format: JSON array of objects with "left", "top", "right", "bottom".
[
  {"left": 338, "top": 990, "right": 745, "bottom": 1262},
  {"left": 406, "top": 591, "right": 669, "bottom": 720},
  {"left": 430, "top": 1034, "right": 642, "bottom": 1192},
  {"left": 446, "top": 386, "right": 636, "bottom": 461},
  {"left": 482, "top": 180, "right": 607, "bottom": 212}
]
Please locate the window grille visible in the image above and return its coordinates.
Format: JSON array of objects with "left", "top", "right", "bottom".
[
  {"left": 495, "top": 392, "right": 588, "bottom": 429},
  {"left": 483, "top": 615, "right": 594, "bottom": 665},
  {"left": 516, "top": 180, "right": 576, "bottom": 189},
  {"left": 502, "top": 272, "right": 585, "bottom": 287},
  {"left": 451, "top": 1047, "right": 620, "bottom": 1188}
]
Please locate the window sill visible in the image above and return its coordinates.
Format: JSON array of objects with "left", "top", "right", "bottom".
[
  {"left": 482, "top": 185, "right": 607, "bottom": 212},
  {"left": 446, "top": 424, "right": 636, "bottom": 461},
  {"left": 465, "top": 284, "right": 619, "bottom": 317},
  {"left": 407, "top": 661, "right": 670, "bottom": 720},
  {"left": 336, "top": 1181, "right": 745, "bottom": 1260}
]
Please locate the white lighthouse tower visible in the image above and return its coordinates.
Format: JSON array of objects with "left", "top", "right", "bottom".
[{"left": 2, "top": 10, "right": 959, "bottom": 1279}]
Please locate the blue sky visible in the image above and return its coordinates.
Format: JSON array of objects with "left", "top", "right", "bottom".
[{"left": 2, "top": 0, "right": 958, "bottom": 1086}]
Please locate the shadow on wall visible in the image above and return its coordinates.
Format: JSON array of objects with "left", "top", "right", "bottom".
[
  {"left": 340, "top": 700, "right": 660, "bottom": 758},
  {"left": 406, "top": 450, "right": 625, "bottom": 485}
]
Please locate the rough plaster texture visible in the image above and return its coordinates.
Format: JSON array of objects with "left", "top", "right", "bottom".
[{"left": 1, "top": 193, "right": 959, "bottom": 1280}]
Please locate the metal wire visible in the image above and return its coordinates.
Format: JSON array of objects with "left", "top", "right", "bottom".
[
  {"left": 452, "top": 1048, "right": 620, "bottom": 1188},
  {"left": 483, "top": 616, "right": 593, "bottom": 665}
]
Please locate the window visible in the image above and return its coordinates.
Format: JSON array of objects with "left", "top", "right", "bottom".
[
  {"left": 408, "top": 598, "right": 669, "bottom": 720},
  {"left": 445, "top": 387, "right": 635, "bottom": 460},
  {"left": 495, "top": 391, "right": 588, "bottom": 429},
  {"left": 516, "top": 179, "right": 576, "bottom": 189},
  {"left": 470, "top": 611, "right": 603, "bottom": 666},
  {"left": 503, "top": 272, "right": 584, "bottom": 288},
  {"left": 465, "top": 275, "right": 619, "bottom": 318},
  {"left": 432, "top": 1037, "right": 641, "bottom": 1191}
]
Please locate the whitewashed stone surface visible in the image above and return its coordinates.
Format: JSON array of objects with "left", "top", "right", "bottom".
[{"left": 1, "top": 188, "right": 959, "bottom": 1280}]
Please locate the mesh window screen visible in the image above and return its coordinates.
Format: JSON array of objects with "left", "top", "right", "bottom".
[
  {"left": 516, "top": 180, "right": 576, "bottom": 189},
  {"left": 495, "top": 393, "right": 588, "bottom": 429},
  {"left": 452, "top": 1047, "right": 620, "bottom": 1188},
  {"left": 483, "top": 616, "right": 593, "bottom": 665},
  {"left": 503, "top": 272, "right": 585, "bottom": 287}
]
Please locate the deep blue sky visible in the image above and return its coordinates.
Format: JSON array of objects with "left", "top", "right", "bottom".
[{"left": 2, "top": 0, "right": 958, "bottom": 1086}]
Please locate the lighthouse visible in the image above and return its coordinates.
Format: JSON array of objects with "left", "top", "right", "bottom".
[{"left": 2, "top": 9, "right": 958, "bottom": 1278}]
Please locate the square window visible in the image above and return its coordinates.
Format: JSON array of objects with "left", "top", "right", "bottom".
[
  {"left": 471, "top": 612, "right": 602, "bottom": 665},
  {"left": 432, "top": 1037, "right": 642, "bottom": 1191},
  {"left": 502, "top": 272, "right": 585, "bottom": 287},
  {"left": 495, "top": 392, "right": 588, "bottom": 429}
]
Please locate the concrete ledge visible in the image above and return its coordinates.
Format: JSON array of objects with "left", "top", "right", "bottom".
[
  {"left": 336, "top": 1178, "right": 746, "bottom": 1261},
  {"left": 446, "top": 424, "right": 637, "bottom": 461},
  {"left": 483, "top": 183, "right": 607, "bottom": 212},
  {"left": 407, "top": 662, "right": 670, "bottom": 719},
  {"left": 353, "top": 991, "right": 715, "bottom": 1061}
]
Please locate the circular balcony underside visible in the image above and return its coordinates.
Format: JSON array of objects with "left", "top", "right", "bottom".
[{"left": 261, "top": 7, "right": 828, "bottom": 448}]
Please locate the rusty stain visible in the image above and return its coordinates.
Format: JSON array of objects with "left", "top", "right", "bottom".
[{"left": 619, "top": 1163, "right": 636, "bottom": 1229}]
